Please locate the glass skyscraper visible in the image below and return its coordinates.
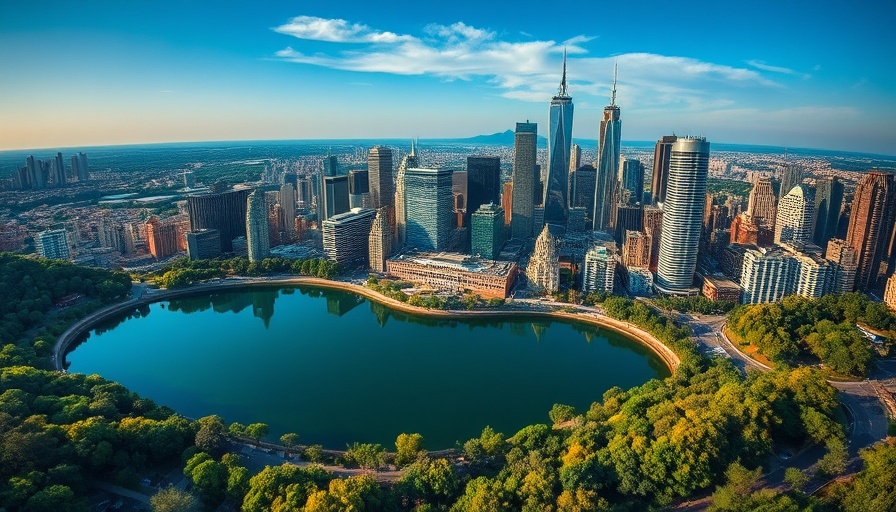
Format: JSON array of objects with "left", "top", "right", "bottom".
[
  {"left": 593, "top": 66, "right": 621, "bottom": 232},
  {"left": 511, "top": 122, "right": 537, "bottom": 239},
  {"left": 543, "top": 53, "right": 573, "bottom": 228},
  {"left": 404, "top": 167, "right": 453, "bottom": 251},
  {"left": 655, "top": 137, "right": 710, "bottom": 293}
]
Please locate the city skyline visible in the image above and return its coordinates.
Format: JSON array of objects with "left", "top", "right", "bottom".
[{"left": 1, "top": 1, "right": 894, "bottom": 155}]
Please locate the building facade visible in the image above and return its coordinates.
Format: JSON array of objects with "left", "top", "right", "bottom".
[
  {"left": 368, "top": 146, "right": 393, "bottom": 210},
  {"left": 471, "top": 203, "right": 504, "bottom": 260},
  {"left": 368, "top": 207, "right": 392, "bottom": 273},
  {"left": 404, "top": 167, "right": 454, "bottom": 251},
  {"left": 322, "top": 175, "right": 350, "bottom": 221},
  {"left": 544, "top": 55, "right": 573, "bottom": 228},
  {"left": 844, "top": 170, "right": 896, "bottom": 291},
  {"left": 740, "top": 248, "right": 795, "bottom": 304},
  {"left": 246, "top": 189, "right": 270, "bottom": 262},
  {"left": 34, "top": 229, "right": 69, "bottom": 260},
  {"left": 619, "top": 158, "right": 644, "bottom": 205},
  {"left": 583, "top": 244, "right": 617, "bottom": 294},
  {"left": 186, "top": 229, "right": 221, "bottom": 260},
  {"left": 774, "top": 184, "right": 814, "bottom": 245},
  {"left": 511, "top": 122, "right": 538, "bottom": 239},
  {"left": 650, "top": 135, "right": 677, "bottom": 205},
  {"left": 527, "top": 225, "right": 560, "bottom": 292},
  {"left": 884, "top": 273, "right": 896, "bottom": 310},
  {"left": 187, "top": 188, "right": 250, "bottom": 253},
  {"left": 593, "top": 69, "right": 621, "bottom": 232},
  {"left": 386, "top": 252, "right": 518, "bottom": 299},
  {"left": 322, "top": 208, "right": 376, "bottom": 268},
  {"left": 812, "top": 177, "right": 843, "bottom": 249}
]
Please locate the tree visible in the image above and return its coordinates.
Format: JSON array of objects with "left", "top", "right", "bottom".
[
  {"left": 22, "top": 485, "right": 86, "bottom": 512},
  {"left": 549, "top": 404, "right": 576, "bottom": 424},
  {"left": 185, "top": 457, "right": 228, "bottom": 507},
  {"left": 344, "top": 443, "right": 386, "bottom": 471},
  {"left": 817, "top": 439, "right": 848, "bottom": 476},
  {"left": 150, "top": 486, "right": 198, "bottom": 512},
  {"left": 834, "top": 441, "right": 896, "bottom": 512},
  {"left": 280, "top": 432, "right": 300, "bottom": 457},
  {"left": 783, "top": 467, "right": 807, "bottom": 491},
  {"left": 395, "top": 433, "right": 425, "bottom": 467},
  {"left": 304, "top": 444, "right": 325, "bottom": 463},
  {"left": 244, "top": 423, "right": 269, "bottom": 445},
  {"left": 195, "top": 416, "right": 228, "bottom": 457}
]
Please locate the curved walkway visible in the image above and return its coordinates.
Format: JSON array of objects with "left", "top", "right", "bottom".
[{"left": 52, "top": 276, "right": 679, "bottom": 373}]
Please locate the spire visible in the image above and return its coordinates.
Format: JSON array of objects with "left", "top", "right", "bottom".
[
  {"left": 559, "top": 48, "right": 568, "bottom": 97},
  {"left": 610, "top": 61, "right": 618, "bottom": 106}
]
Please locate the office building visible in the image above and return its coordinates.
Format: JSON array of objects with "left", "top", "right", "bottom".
[
  {"left": 502, "top": 181, "right": 513, "bottom": 226},
  {"left": 567, "top": 206, "right": 587, "bottom": 233},
  {"left": 740, "top": 247, "right": 795, "bottom": 304},
  {"left": 471, "top": 203, "right": 504, "bottom": 260},
  {"left": 614, "top": 204, "right": 643, "bottom": 245},
  {"left": 145, "top": 217, "right": 180, "bottom": 259},
  {"left": 778, "top": 163, "right": 802, "bottom": 202},
  {"left": 297, "top": 176, "right": 314, "bottom": 207},
  {"left": 569, "top": 143, "right": 581, "bottom": 174},
  {"left": 845, "top": 170, "right": 896, "bottom": 291},
  {"left": 187, "top": 188, "right": 250, "bottom": 253},
  {"left": 655, "top": 137, "right": 710, "bottom": 293},
  {"left": 369, "top": 207, "right": 392, "bottom": 273},
  {"left": 72, "top": 152, "right": 89, "bottom": 182},
  {"left": 572, "top": 164, "right": 597, "bottom": 217},
  {"left": 650, "top": 135, "right": 677, "bottom": 205},
  {"left": 583, "top": 244, "right": 617, "bottom": 294},
  {"left": 812, "top": 177, "right": 843, "bottom": 249},
  {"left": 368, "top": 146, "right": 393, "bottom": 209},
  {"left": 323, "top": 153, "right": 339, "bottom": 177},
  {"left": 747, "top": 177, "right": 777, "bottom": 241},
  {"left": 386, "top": 252, "right": 518, "bottom": 299},
  {"left": 730, "top": 213, "right": 760, "bottom": 246},
  {"left": 279, "top": 183, "right": 297, "bottom": 238},
  {"left": 643, "top": 206, "right": 663, "bottom": 272},
  {"left": 593, "top": 66, "right": 621, "bottom": 231},
  {"left": 322, "top": 208, "right": 376, "bottom": 267},
  {"left": 527, "top": 225, "right": 560, "bottom": 292},
  {"left": 702, "top": 275, "right": 741, "bottom": 303},
  {"left": 511, "top": 122, "right": 538, "bottom": 239},
  {"left": 622, "top": 230, "right": 651, "bottom": 268},
  {"left": 774, "top": 184, "right": 814, "bottom": 245},
  {"left": 322, "top": 175, "right": 350, "bottom": 221},
  {"left": 792, "top": 252, "right": 837, "bottom": 298},
  {"left": 627, "top": 267, "right": 653, "bottom": 296},
  {"left": 52, "top": 152, "right": 66, "bottom": 187},
  {"left": 348, "top": 170, "right": 370, "bottom": 209},
  {"left": 467, "top": 157, "right": 502, "bottom": 229},
  {"left": 544, "top": 53, "right": 574, "bottom": 228},
  {"left": 186, "top": 229, "right": 221, "bottom": 260},
  {"left": 884, "top": 273, "right": 896, "bottom": 310},
  {"left": 619, "top": 158, "right": 644, "bottom": 205},
  {"left": 34, "top": 229, "right": 69, "bottom": 260},
  {"left": 395, "top": 142, "right": 420, "bottom": 248},
  {"left": 246, "top": 189, "right": 270, "bottom": 262},
  {"left": 404, "top": 167, "right": 453, "bottom": 251},
  {"left": 826, "top": 238, "right": 859, "bottom": 294}
]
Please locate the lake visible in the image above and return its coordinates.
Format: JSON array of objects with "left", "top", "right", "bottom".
[{"left": 66, "top": 286, "right": 670, "bottom": 449}]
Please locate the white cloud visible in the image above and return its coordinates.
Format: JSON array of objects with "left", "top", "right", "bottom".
[
  {"left": 747, "top": 59, "right": 811, "bottom": 79},
  {"left": 272, "top": 16, "right": 781, "bottom": 109}
]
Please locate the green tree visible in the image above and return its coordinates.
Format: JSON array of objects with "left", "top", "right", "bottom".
[
  {"left": 304, "top": 444, "right": 325, "bottom": 463},
  {"left": 280, "top": 432, "right": 300, "bottom": 457},
  {"left": 244, "top": 422, "right": 269, "bottom": 445},
  {"left": 783, "top": 467, "right": 807, "bottom": 491},
  {"left": 195, "top": 415, "right": 228, "bottom": 457},
  {"left": 548, "top": 404, "right": 576, "bottom": 424},
  {"left": 344, "top": 442, "right": 386, "bottom": 471},
  {"left": 150, "top": 486, "right": 198, "bottom": 512},
  {"left": 834, "top": 442, "right": 896, "bottom": 512},
  {"left": 395, "top": 433, "right": 425, "bottom": 467}
]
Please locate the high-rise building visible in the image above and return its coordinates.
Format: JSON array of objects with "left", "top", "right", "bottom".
[
  {"left": 569, "top": 143, "right": 582, "bottom": 175},
  {"left": 186, "top": 229, "right": 221, "bottom": 260},
  {"left": 826, "top": 238, "right": 859, "bottom": 294},
  {"left": 593, "top": 66, "right": 621, "bottom": 232},
  {"left": 650, "top": 135, "right": 677, "bottom": 205},
  {"left": 511, "top": 122, "right": 538, "bottom": 239},
  {"left": 730, "top": 213, "right": 760, "bottom": 246},
  {"left": 368, "top": 146, "right": 393, "bottom": 210},
  {"left": 792, "top": 252, "right": 837, "bottom": 298},
  {"left": 348, "top": 170, "right": 370, "bottom": 209},
  {"left": 655, "top": 137, "right": 710, "bottom": 293},
  {"left": 845, "top": 170, "right": 896, "bottom": 291},
  {"left": 572, "top": 164, "right": 597, "bottom": 216},
  {"left": 368, "top": 207, "right": 392, "bottom": 273},
  {"left": 322, "top": 175, "right": 350, "bottom": 221},
  {"left": 614, "top": 204, "right": 643, "bottom": 245},
  {"left": 622, "top": 230, "right": 651, "bottom": 268},
  {"left": 544, "top": 53, "right": 574, "bottom": 228},
  {"left": 527, "top": 225, "right": 560, "bottom": 292},
  {"left": 619, "top": 158, "right": 644, "bottom": 205},
  {"left": 471, "top": 202, "right": 504, "bottom": 260},
  {"left": 187, "top": 188, "right": 250, "bottom": 253},
  {"left": 73, "top": 152, "right": 89, "bottom": 182},
  {"left": 774, "top": 185, "right": 814, "bottom": 245},
  {"left": 34, "top": 229, "right": 69, "bottom": 260},
  {"left": 740, "top": 247, "right": 795, "bottom": 304},
  {"left": 779, "top": 163, "right": 802, "bottom": 202},
  {"left": 145, "top": 217, "right": 180, "bottom": 259},
  {"left": 395, "top": 142, "right": 420, "bottom": 248},
  {"left": 404, "top": 167, "right": 453, "bottom": 251},
  {"left": 53, "top": 152, "right": 66, "bottom": 188},
  {"left": 467, "top": 157, "right": 501, "bottom": 228},
  {"left": 884, "top": 273, "right": 896, "bottom": 310},
  {"left": 746, "top": 177, "right": 777, "bottom": 244},
  {"left": 322, "top": 208, "right": 376, "bottom": 267},
  {"left": 643, "top": 206, "right": 663, "bottom": 272},
  {"left": 583, "top": 244, "right": 617, "bottom": 293},
  {"left": 279, "top": 183, "right": 297, "bottom": 237},
  {"left": 297, "top": 176, "right": 313, "bottom": 207},
  {"left": 323, "top": 154, "right": 339, "bottom": 177},
  {"left": 246, "top": 189, "right": 270, "bottom": 262},
  {"left": 812, "top": 177, "right": 844, "bottom": 248}
]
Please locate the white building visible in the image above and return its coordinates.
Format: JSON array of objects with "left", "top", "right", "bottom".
[
  {"left": 774, "top": 184, "right": 814, "bottom": 245},
  {"left": 35, "top": 229, "right": 70, "bottom": 260},
  {"left": 583, "top": 243, "right": 617, "bottom": 294}
]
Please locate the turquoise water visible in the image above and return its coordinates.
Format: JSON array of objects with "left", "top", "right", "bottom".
[{"left": 67, "top": 286, "right": 670, "bottom": 449}]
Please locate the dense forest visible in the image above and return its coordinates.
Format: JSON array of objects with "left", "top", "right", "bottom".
[
  {"left": 727, "top": 293, "right": 896, "bottom": 377},
  {"left": 1, "top": 253, "right": 893, "bottom": 511}
]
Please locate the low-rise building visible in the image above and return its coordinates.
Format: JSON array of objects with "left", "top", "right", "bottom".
[
  {"left": 386, "top": 251, "right": 519, "bottom": 298},
  {"left": 702, "top": 275, "right": 741, "bottom": 303}
]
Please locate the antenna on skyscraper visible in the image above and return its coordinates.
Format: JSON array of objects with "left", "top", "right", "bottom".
[
  {"left": 610, "top": 61, "right": 618, "bottom": 106},
  {"left": 559, "top": 48, "right": 568, "bottom": 96}
]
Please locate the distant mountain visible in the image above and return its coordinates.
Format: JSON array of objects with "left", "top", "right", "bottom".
[{"left": 454, "top": 130, "right": 548, "bottom": 146}]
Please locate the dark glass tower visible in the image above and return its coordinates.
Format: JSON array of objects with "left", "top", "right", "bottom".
[
  {"left": 511, "top": 122, "right": 537, "bottom": 239},
  {"left": 593, "top": 65, "right": 621, "bottom": 232},
  {"left": 543, "top": 52, "right": 573, "bottom": 228},
  {"left": 813, "top": 177, "right": 843, "bottom": 249},
  {"left": 651, "top": 135, "right": 677, "bottom": 205}
]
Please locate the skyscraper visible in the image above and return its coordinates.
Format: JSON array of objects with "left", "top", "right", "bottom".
[
  {"left": 471, "top": 202, "right": 504, "bottom": 260},
  {"left": 527, "top": 225, "right": 560, "bottom": 292},
  {"left": 394, "top": 142, "right": 419, "bottom": 249},
  {"left": 779, "top": 163, "right": 802, "bottom": 202},
  {"left": 467, "top": 157, "right": 502, "bottom": 229},
  {"left": 369, "top": 207, "right": 392, "bottom": 273},
  {"left": 368, "top": 146, "right": 394, "bottom": 210},
  {"left": 746, "top": 177, "right": 777, "bottom": 243},
  {"left": 813, "top": 177, "right": 844, "bottom": 248},
  {"left": 650, "top": 135, "right": 677, "bottom": 205},
  {"left": 655, "top": 137, "right": 710, "bottom": 293},
  {"left": 348, "top": 170, "right": 370, "bottom": 209},
  {"left": 188, "top": 188, "right": 251, "bottom": 253},
  {"left": 618, "top": 158, "right": 644, "bottom": 205},
  {"left": 34, "top": 229, "right": 69, "bottom": 260},
  {"left": 544, "top": 53, "right": 573, "bottom": 228},
  {"left": 404, "top": 167, "right": 453, "bottom": 251},
  {"left": 593, "top": 65, "right": 621, "bottom": 232},
  {"left": 322, "top": 175, "right": 350, "bottom": 221},
  {"left": 845, "top": 170, "right": 896, "bottom": 291},
  {"left": 279, "top": 183, "right": 297, "bottom": 238},
  {"left": 643, "top": 206, "right": 663, "bottom": 272},
  {"left": 826, "top": 238, "right": 859, "bottom": 293},
  {"left": 246, "top": 189, "right": 270, "bottom": 262},
  {"left": 774, "top": 185, "right": 814, "bottom": 245},
  {"left": 740, "top": 247, "right": 795, "bottom": 304},
  {"left": 323, "top": 208, "right": 376, "bottom": 268},
  {"left": 572, "top": 164, "right": 597, "bottom": 215},
  {"left": 583, "top": 244, "right": 617, "bottom": 294},
  {"left": 511, "top": 122, "right": 537, "bottom": 239},
  {"left": 323, "top": 153, "right": 339, "bottom": 177},
  {"left": 53, "top": 152, "right": 66, "bottom": 188},
  {"left": 146, "top": 217, "right": 180, "bottom": 259}
]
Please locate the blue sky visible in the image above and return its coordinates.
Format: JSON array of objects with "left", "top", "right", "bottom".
[{"left": 1, "top": 0, "right": 894, "bottom": 154}]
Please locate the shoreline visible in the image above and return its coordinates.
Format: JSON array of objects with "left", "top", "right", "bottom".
[{"left": 52, "top": 276, "right": 681, "bottom": 373}]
